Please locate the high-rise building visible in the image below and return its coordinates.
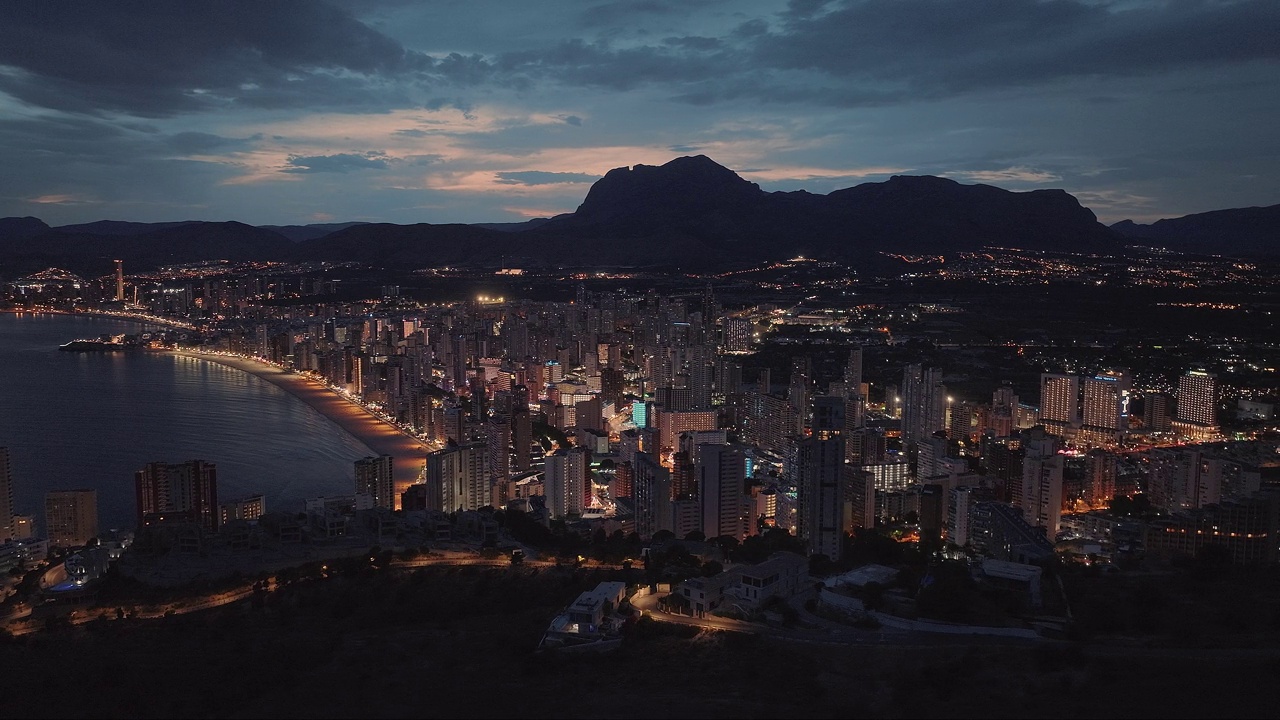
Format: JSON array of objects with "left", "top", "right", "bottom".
[
  {"left": 796, "top": 397, "right": 846, "bottom": 560},
  {"left": 723, "top": 317, "right": 753, "bottom": 352},
  {"left": 1080, "top": 370, "right": 1130, "bottom": 445},
  {"left": 687, "top": 345, "right": 714, "bottom": 410},
  {"left": 354, "top": 455, "right": 395, "bottom": 509},
  {"left": 425, "top": 443, "right": 487, "bottom": 512},
  {"left": 545, "top": 447, "right": 589, "bottom": 519},
  {"left": 114, "top": 259, "right": 125, "bottom": 302},
  {"left": 1084, "top": 450, "right": 1117, "bottom": 508},
  {"left": 45, "top": 489, "right": 98, "bottom": 547},
  {"left": 1038, "top": 373, "right": 1080, "bottom": 436},
  {"left": 487, "top": 415, "right": 512, "bottom": 480},
  {"left": 789, "top": 355, "right": 812, "bottom": 420},
  {"left": 0, "top": 447, "right": 13, "bottom": 543},
  {"left": 1021, "top": 429, "right": 1063, "bottom": 537},
  {"left": 135, "top": 460, "right": 219, "bottom": 531},
  {"left": 901, "top": 364, "right": 946, "bottom": 449},
  {"left": 656, "top": 409, "right": 717, "bottom": 455},
  {"left": 574, "top": 397, "right": 603, "bottom": 432},
  {"left": 988, "top": 385, "right": 1019, "bottom": 438},
  {"left": 844, "top": 346, "right": 863, "bottom": 394},
  {"left": 1143, "top": 392, "right": 1174, "bottom": 433},
  {"left": 697, "top": 443, "right": 747, "bottom": 541},
  {"left": 513, "top": 409, "right": 533, "bottom": 471},
  {"left": 1176, "top": 369, "right": 1219, "bottom": 428},
  {"left": 633, "top": 452, "right": 671, "bottom": 539},
  {"left": 601, "top": 367, "right": 626, "bottom": 409}
]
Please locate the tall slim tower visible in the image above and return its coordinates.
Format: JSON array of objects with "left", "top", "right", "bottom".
[
  {"left": 797, "top": 397, "right": 846, "bottom": 560},
  {"left": 114, "top": 259, "right": 125, "bottom": 302},
  {"left": 901, "top": 364, "right": 945, "bottom": 449},
  {"left": 633, "top": 452, "right": 671, "bottom": 539},
  {"left": 0, "top": 447, "right": 13, "bottom": 543}
]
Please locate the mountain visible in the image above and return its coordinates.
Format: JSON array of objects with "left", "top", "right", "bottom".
[
  {"left": 0, "top": 221, "right": 294, "bottom": 277},
  {"left": 1112, "top": 204, "right": 1280, "bottom": 256},
  {"left": 259, "top": 222, "right": 371, "bottom": 242},
  {"left": 0, "top": 156, "right": 1135, "bottom": 273},
  {"left": 0, "top": 216, "right": 51, "bottom": 241},
  {"left": 52, "top": 220, "right": 201, "bottom": 236},
  {"left": 530, "top": 155, "right": 1116, "bottom": 262}
]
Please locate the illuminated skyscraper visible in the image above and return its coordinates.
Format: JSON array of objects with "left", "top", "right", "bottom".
[
  {"left": 114, "top": 259, "right": 125, "bottom": 302},
  {"left": 355, "top": 455, "right": 395, "bottom": 510},
  {"left": 1038, "top": 373, "right": 1080, "bottom": 437},
  {"left": 1080, "top": 369, "right": 1130, "bottom": 445},
  {"left": 0, "top": 448, "right": 13, "bottom": 543},
  {"left": 1176, "top": 369, "right": 1219, "bottom": 427}
]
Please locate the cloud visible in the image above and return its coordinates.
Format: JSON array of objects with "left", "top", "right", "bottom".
[
  {"left": 283, "top": 152, "right": 392, "bottom": 174},
  {"left": 0, "top": 1, "right": 428, "bottom": 117},
  {"left": 27, "top": 193, "right": 100, "bottom": 205},
  {"left": 495, "top": 170, "right": 600, "bottom": 185},
  {"left": 947, "top": 167, "right": 1062, "bottom": 184}
]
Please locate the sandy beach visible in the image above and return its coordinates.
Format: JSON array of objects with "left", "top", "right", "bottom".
[{"left": 170, "top": 350, "right": 432, "bottom": 504}]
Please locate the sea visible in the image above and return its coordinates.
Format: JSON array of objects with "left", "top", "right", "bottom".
[{"left": 0, "top": 312, "right": 368, "bottom": 531}]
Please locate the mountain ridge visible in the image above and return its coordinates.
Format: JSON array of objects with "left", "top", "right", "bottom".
[{"left": 3, "top": 155, "right": 1275, "bottom": 274}]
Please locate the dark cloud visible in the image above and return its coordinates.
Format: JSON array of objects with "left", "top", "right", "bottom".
[
  {"left": 0, "top": 1, "right": 429, "bottom": 117},
  {"left": 749, "top": 0, "right": 1280, "bottom": 101},
  {"left": 166, "top": 132, "right": 255, "bottom": 155},
  {"left": 580, "top": 1, "right": 676, "bottom": 28},
  {"left": 284, "top": 152, "right": 391, "bottom": 174},
  {"left": 480, "top": 1, "right": 1280, "bottom": 107},
  {"left": 495, "top": 171, "right": 600, "bottom": 185}
]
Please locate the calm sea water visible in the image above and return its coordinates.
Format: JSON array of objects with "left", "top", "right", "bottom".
[{"left": 0, "top": 313, "right": 368, "bottom": 531}]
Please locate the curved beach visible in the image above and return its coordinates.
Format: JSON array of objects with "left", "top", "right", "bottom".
[{"left": 170, "top": 350, "right": 432, "bottom": 504}]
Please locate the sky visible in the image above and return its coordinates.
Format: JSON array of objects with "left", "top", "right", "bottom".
[{"left": 0, "top": 0, "right": 1277, "bottom": 227}]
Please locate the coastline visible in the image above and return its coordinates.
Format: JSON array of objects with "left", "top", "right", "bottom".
[
  {"left": 0, "top": 307, "right": 197, "bottom": 330},
  {"left": 169, "top": 349, "right": 432, "bottom": 504}
]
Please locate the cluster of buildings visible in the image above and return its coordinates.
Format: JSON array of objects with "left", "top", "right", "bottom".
[
  {"left": 147, "top": 280, "right": 1277, "bottom": 570},
  {"left": 7, "top": 261, "right": 1277, "bottom": 585}
]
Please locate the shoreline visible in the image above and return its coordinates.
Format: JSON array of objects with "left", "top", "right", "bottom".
[
  {"left": 169, "top": 349, "right": 433, "bottom": 506},
  {"left": 1, "top": 307, "right": 197, "bottom": 331}
]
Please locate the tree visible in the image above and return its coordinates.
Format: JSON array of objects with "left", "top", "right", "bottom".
[
  {"left": 701, "top": 560, "right": 724, "bottom": 577},
  {"left": 861, "top": 581, "right": 886, "bottom": 611},
  {"left": 684, "top": 530, "right": 706, "bottom": 542}
]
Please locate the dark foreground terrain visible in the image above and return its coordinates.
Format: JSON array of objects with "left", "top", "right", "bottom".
[{"left": 2, "top": 563, "right": 1278, "bottom": 719}]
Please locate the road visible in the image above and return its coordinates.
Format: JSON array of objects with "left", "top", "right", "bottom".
[{"left": 630, "top": 586, "right": 1042, "bottom": 648}]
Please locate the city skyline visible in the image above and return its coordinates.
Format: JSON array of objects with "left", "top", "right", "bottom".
[{"left": 1, "top": 1, "right": 1278, "bottom": 227}]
